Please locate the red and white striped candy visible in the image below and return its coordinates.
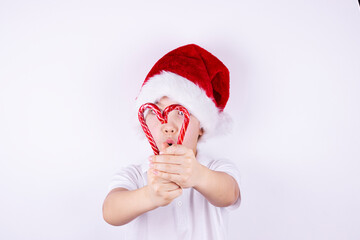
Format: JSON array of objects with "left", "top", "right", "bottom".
[{"left": 138, "top": 103, "right": 190, "bottom": 155}]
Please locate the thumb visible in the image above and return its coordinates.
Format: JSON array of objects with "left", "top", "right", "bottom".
[{"left": 160, "top": 142, "right": 170, "bottom": 154}]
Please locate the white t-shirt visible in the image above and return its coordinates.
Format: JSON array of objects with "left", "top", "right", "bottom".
[{"left": 108, "top": 151, "right": 241, "bottom": 240}]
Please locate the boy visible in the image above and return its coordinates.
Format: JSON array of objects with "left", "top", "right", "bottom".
[{"left": 102, "top": 44, "right": 241, "bottom": 239}]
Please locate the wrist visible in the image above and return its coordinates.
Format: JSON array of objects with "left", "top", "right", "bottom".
[
  {"left": 142, "top": 185, "right": 158, "bottom": 211},
  {"left": 193, "top": 164, "right": 210, "bottom": 191}
]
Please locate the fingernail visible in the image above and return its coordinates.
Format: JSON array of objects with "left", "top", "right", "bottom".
[
  {"left": 149, "top": 163, "right": 154, "bottom": 168},
  {"left": 148, "top": 156, "right": 153, "bottom": 162},
  {"left": 153, "top": 170, "right": 158, "bottom": 175}
]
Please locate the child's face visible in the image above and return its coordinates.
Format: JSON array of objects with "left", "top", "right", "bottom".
[{"left": 145, "top": 96, "right": 203, "bottom": 155}]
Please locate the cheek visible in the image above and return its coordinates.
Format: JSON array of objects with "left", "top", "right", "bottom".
[
  {"left": 146, "top": 117, "right": 160, "bottom": 134},
  {"left": 183, "top": 121, "right": 201, "bottom": 143}
]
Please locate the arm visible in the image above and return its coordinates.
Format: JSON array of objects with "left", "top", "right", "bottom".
[
  {"left": 194, "top": 165, "right": 240, "bottom": 207},
  {"left": 149, "top": 145, "right": 240, "bottom": 208},
  {"left": 102, "top": 187, "right": 154, "bottom": 226},
  {"left": 102, "top": 170, "right": 182, "bottom": 226}
]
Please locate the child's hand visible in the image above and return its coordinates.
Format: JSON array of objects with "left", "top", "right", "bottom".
[
  {"left": 149, "top": 143, "right": 204, "bottom": 189},
  {"left": 146, "top": 166, "right": 183, "bottom": 208}
]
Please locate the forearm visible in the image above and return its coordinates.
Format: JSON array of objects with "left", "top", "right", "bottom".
[
  {"left": 102, "top": 187, "right": 156, "bottom": 226},
  {"left": 194, "top": 165, "right": 240, "bottom": 207}
]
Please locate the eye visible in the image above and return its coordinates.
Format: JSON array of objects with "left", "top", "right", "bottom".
[
  {"left": 145, "top": 109, "right": 155, "bottom": 118},
  {"left": 178, "top": 110, "right": 184, "bottom": 116}
]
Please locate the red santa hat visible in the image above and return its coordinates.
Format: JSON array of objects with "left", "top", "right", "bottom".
[{"left": 135, "top": 44, "right": 232, "bottom": 140}]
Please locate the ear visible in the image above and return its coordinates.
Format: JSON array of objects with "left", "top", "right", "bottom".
[
  {"left": 198, "top": 128, "right": 204, "bottom": 141},
  {"left": 198, "top": 128, "right": 204, "bottom": 139}
]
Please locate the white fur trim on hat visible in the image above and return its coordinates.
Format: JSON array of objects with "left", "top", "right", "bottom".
[{"left": 135, "top": 71, "right": 232, "bottom": 141}]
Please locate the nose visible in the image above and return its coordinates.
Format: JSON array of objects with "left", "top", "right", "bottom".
[{"left": 162, "top": 122, "right": 178, "bottom": 135}]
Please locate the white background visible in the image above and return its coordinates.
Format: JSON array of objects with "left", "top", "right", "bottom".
[{"left": 1, "top": 0, "right": 360, "bottom": 239}]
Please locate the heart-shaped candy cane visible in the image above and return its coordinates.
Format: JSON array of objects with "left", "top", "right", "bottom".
[{"left": 138, "top": 103, "right": 190, "bottom": 155}]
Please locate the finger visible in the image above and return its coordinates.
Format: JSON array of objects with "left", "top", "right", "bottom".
[
  {"left": 154, "top": 175, "right": 174, "bottom": 184},
  {"left": 151, "top": 154, "right": 184, "bottom": 164},
  {"left": 163, "top": 182, "right": 181, "bottom": 191},
  {"left": 155, "top": 171, "right": 182, "bottom": 184},
  {"left": 167, "top": 187, "right": 183, "bottom": 199},
  {"left": 152, "top": 163, "right": 183, "bottom": 174},
  {"left": 161, "top": 142, "right": 170, "bottom": 152},
  {"left": 162, "top": 144, "right": 190, "bottom": 156},
  {"left": 149, "top": 169, "right": 174, "bottom": 184}
]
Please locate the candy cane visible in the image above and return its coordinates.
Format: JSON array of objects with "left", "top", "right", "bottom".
[{"left": 138, "top": 103, "right": 190, "bottom": 155}]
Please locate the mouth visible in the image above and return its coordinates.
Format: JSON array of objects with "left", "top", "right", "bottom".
[{"left": 166, "top": 139, "right": 175, "bottom": 146}]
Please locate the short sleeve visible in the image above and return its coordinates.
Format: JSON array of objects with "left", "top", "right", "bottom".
[
  {"left": 108, "top": 164, "right": 145, "bottom": 192},
  {"left": 207, "top": 159, "right": 241, "bottom": 211}
]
